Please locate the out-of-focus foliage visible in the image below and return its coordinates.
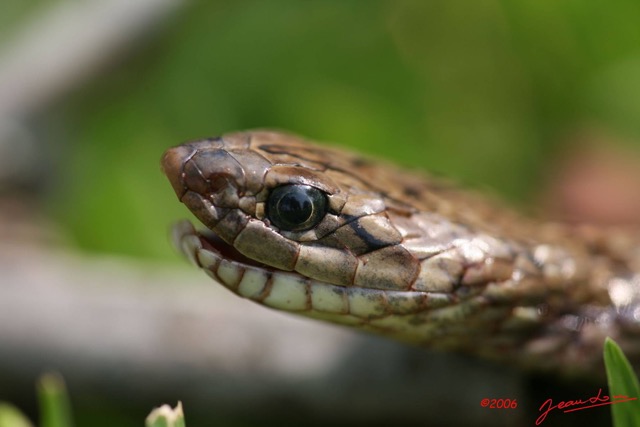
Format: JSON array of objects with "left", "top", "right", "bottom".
[
  {"left": 5, "top": 0, "right": 640, "bottom": 258},
  {"left": 0, "top": 1, "right": 45, "bottom": 42},
  {"left": 146, "top": 403, "right": 185, "bottom": 427}
]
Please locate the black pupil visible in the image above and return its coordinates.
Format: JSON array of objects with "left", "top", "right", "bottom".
[
  {"left": 267, "top": 184, "right": 327, "bottom": 231},
  {"left": 277, "top": 192, "right": 313, "bottom": 224}
]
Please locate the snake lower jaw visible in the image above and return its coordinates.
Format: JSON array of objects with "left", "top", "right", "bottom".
[
  {"left": 171, "top": 219, "right": 458, "bottom": 333},
  {"left": 173, "top": 220, "right": 309, "bottom": 310}
]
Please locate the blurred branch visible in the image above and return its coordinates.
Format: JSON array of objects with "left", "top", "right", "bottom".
[
  {"left": 0, "top": 0, "right": 185, "bottom": 195},
  {"left": 0, "top": 0, "right": 184, "bottom": 118}
]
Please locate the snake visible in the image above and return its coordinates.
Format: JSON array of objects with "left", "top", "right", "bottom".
[{"left": 161, "top": 130, "right": 640, "bottom": 375}]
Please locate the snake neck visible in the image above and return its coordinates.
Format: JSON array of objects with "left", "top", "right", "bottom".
[{"left": 397, "top": 204, "right": 640, "bottom": 371}]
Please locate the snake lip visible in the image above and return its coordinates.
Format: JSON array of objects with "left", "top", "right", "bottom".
[
  {"left": 172, "top": 219, "right": 276, "bottom": 271},
  {"left": 198, "top": 229, "right": 273, "bottom": 270}
]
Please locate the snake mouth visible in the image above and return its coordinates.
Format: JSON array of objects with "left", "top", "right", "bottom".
[
  {"left": 198, "top": 228, "right": 271, "bottom": 270},
  {"left": 172, "top": 219, "right": 452, "bottom": 328},
  {"left": 172, "top": 219, "right": 342, "bottom": 313}
]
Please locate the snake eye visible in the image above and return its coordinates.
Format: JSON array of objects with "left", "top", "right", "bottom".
[{"left": 266, "top": 184, "right": 328, "bottom": 231}]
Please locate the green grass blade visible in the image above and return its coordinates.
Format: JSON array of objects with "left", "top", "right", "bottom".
[
  {"left": 36, "top": 373, "right": 73, "bottom": 427},
  {"left": 145, "top": 402, "right": 185, "bottom": 427},
  {"left": 0, "top": 403, "right": 33, "bottom": 427},
  {"left": 604, "top": 337, "right": 640, "bottom": 427}
]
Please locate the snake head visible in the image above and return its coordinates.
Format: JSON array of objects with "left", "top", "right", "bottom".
[
  {"left": 161, "top": 130, "right": 422, "bottom": 292},
  {"left": 161, "top": 131, "right": 511, "bottom": 353}
]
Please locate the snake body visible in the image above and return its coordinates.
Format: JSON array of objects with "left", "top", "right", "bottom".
[{"left": 162, "top": 130, "right": 640, "bottom": 374}]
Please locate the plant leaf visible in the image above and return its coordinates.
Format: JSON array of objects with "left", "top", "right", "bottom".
[
  {"left": 37, "top": 373, "right": 73, "bottom": 427},
  {"left": 604, "top": 337, "right": 640, "bottom": 427},
  {"left": 0, "top": 403, "right": 34, "bottom": 427}
]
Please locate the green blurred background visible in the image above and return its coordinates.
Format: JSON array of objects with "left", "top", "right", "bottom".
[
  {"left": 4, "top": 0, "right": 639, "bottom": 260},
  {"left": 2, "top": 1, "right": 640, "bottom": 426}
]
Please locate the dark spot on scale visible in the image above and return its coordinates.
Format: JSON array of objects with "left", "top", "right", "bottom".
[
  {"left": 349, "top": 219, "right": 390, "bottom": 251},
  {"left": 210, "top": 175, "right": 230, "bottom": 192}
]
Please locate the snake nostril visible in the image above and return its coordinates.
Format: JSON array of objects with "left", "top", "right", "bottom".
[{"left": 210, "top": 174, "right": 232, "bottom": 193}]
